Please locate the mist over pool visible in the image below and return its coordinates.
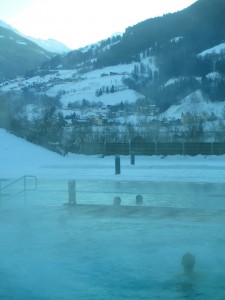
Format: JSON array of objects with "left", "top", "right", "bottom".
[{"left": 1, "top": 129, "right": 225, "bottom": 299}]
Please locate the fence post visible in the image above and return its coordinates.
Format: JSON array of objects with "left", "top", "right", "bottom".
[
  {"left": 115, "top": 155, "right": 121, "bottom": 175},
  {"left": 68, "top": 180, "right": 76, "bottom": 205},
  {"left": 131, "top": 152, "right": 135, "bottom": 165}
]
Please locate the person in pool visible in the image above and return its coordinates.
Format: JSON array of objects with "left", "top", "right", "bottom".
[
  {"left": 163, "top": 252, "right": 205, "bottom": 297},
  {"left": 175, "top": 252, "right": 200, "bottom": 281},
  {"left": 181, "top": 252, "right": 196, "bottom": 278},
  {"left": 175, "top": 253, "right": 205, "bottom": 297}
]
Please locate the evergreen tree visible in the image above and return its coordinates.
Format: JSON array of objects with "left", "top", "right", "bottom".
[{"left": 110, "top": 85, "right": 115, "bottom": 93}]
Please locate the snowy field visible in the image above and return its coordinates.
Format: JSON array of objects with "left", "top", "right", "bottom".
[
  {"left": 2, "top": 128, "right": 225, "bottom": 184},
  {"left": 1, "top": 128, "right": 225, "bottom": 299}
]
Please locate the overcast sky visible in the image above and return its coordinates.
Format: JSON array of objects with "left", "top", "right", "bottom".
[{"left": 0, "top": 0, "right": 197, "bottom": 49}]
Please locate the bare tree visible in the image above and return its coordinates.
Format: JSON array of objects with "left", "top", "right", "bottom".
[{"left": 182, "top": 94, "right": 204, "bottom": 141}]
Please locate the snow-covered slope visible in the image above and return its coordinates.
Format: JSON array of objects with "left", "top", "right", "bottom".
[
  {"left": 160, "top": 90, "right": 225, "bottom": 120},
  {"left": 27, "top": 37, "right": 70, "bottom": 53},
  {"left": 1, "top": 19, "right": 225, "bottom": 120},
  {"left": 0, "top": 19, "right": 70, "bottom": 53},
  {"left": 198, "top": 43, "right": 225, "bottom": 58},
  {"left": 2, "top": 128, "right": 225, "bottom": 183},
  {"left": 0, "top": 129, "right": 66, "bottom": 177},
  {"left": 0, "top": 63, "right": 147, "bottom": 107},
  {"left": 0, "top": 20, "right": 55, "bottom": 79},
  {"left": 46, "top": 64, "right": 145, "bottom": 106},
  {"left": 0, "top": 20, "right": 13, "bottom": 30}
]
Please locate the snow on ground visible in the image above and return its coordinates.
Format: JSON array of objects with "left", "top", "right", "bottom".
[
  {"left": 206, "top": 72, "right": 223, "bottom": 80},
  {"left": 164, "top": 77, "right": 185, "bottom": 87},
  {"left": 1, "top": 128, "right": 225, "bottom": 183},
  {"left": 60, "top": 88, "right": 144, "bottom": 107},
  {"left": 0, "top": 62, "right": 148, "bottom": 106},
  {"left": 170, "top": 36, "right": 183, "bottom": 43},
  {"left": 160, "top": 90, "right": 225, "bottom": 120},
  {"left": 45, "top": 64, "right": 145, "bottom": 106},
  {"left": 1, "top": 128, "right": 225, "bottom": 299},
  {"left": 198, "top": 43, "right": 225, "bottom": 58}
]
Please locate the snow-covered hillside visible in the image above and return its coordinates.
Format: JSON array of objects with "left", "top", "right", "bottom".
[
  {"left": 0, "top": 63, "right": 148, "bottom": 107},
  {"left": 160, "top": 90, "right": 225, "bottom": 120},
  {"left": 198, "top": 43, "right": 225, "bottom": 58},
  {"left": 2, "top": 67, "right": 225, "bottom": 124},
  {"left": 46, "top": 64, "right": 146, "bottom": 106},
  {"left": 0, "top": 20, "right": 12, "bottom": 30},
  {"left": 1, "top": 18, "right": 225, "bottom": 121}
]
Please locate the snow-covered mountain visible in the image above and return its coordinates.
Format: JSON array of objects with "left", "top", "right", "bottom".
[
  {"left": 25, "top": 37, "right": 70, "bottom": 54},
  {"left": 0, "top": 19, "right": 70, "bottom": 54},
  {"left": 0, "top": 20, "right": 54, "bottom": 80},
  {"left": 1, "top": 0, "right": 225, "bottom": 147},
  {"left": 2, "top": 40, "right": 225, "bottom": 122},
  {"left": 0, "top": 19, "right": 70, "bottom": 80},
  {"left": 0, "top": 20, "right": 12, "bottom": 30}
]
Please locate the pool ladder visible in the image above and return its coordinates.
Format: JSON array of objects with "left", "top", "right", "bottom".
[{"left": 0, "top": 175, "right": 37, "bottom": 206}]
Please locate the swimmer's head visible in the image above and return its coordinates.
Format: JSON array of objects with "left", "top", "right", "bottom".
[{"left": 181, "top": 253, "right": 196, "bottom": 274}]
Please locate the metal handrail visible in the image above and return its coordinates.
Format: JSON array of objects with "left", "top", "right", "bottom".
[{"left": 0, "top": 175, "right": 37, "bottom": 206}]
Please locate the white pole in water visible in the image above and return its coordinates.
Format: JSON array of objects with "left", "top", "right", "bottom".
[{"left": 68, "top": 180, "right": 76, "bottom": 205}]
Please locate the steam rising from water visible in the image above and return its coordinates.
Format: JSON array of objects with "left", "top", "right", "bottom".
[{"left": 0, "top": 203, "right": 225, "bottom": 299}]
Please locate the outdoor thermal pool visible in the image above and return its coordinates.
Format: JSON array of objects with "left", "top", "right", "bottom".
[
  {"left": 0, "top": 180, "right": 225, "bottom": 299},
  {"left": 17, "top": 179, "right": 225, "bottom": 210}
]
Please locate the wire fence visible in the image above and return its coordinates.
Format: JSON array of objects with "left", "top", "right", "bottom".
[{"left": 77, "top": 142, "right": 225, "bottom": 156}]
